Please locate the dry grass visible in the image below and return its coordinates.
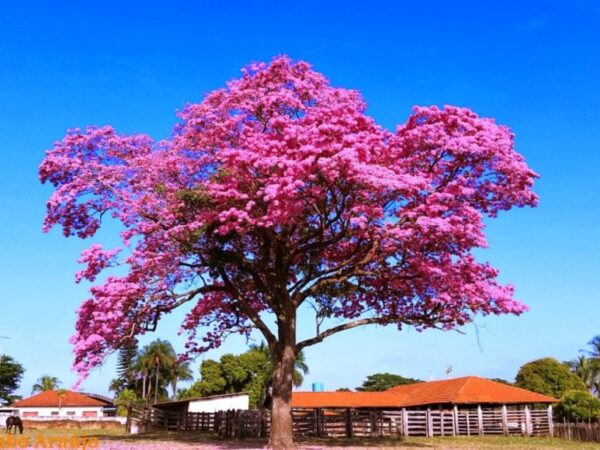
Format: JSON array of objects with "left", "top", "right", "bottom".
[{"left": 6, "top": 428, "right": 598, "bottom": 449}]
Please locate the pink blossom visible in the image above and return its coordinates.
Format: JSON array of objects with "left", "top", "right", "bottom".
[{"left": 39, "top": 56, "right": 538, "bottom": 380}]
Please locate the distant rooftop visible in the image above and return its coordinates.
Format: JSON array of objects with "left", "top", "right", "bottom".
[
  {"left": 291, "top": 376, "right": 557, "bottom": 409},
  {"left": 12, "top": 390, "right": 106, "bottom": 408}
]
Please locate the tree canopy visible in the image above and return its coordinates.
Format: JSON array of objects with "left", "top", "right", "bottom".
[
  {"left": 31, "top": 375, "right": 61, "bottom": 394},
  {"left": 0, "top": 355, "right": 24, "bottom": 404},
  {"left": 39, "top": 56, "right": 538, "bottom": 447},
  {"left": 555, "top": 390, "right": 600, "bottom": 422},
  {"left": 356, "top": 372, "right": 421, "bottom": 391},
  {"left": 515, "top": 358, "right": 586, "bottom": 398},
  {"left": 178, "top": 345, "right": 308, "bottom": 407}
]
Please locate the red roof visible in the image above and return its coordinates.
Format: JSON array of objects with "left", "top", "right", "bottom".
[
  {"left": 291, "top": 376, "right": 557, "bottom": 409},
  {"left": 12, "top": 391, "right": 105, "bottom": 408}
]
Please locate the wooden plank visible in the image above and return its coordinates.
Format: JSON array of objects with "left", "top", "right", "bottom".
[{"left": 525, "top": 406, "right": 532, "bottom": 436}]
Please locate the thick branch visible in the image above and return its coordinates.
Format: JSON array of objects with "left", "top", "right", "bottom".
[
  {"left": 297, "top": 316, "right": 403, "bottom": 350},
  {"left": 216, "top": 267, "right": 277, "bottom": 348}
]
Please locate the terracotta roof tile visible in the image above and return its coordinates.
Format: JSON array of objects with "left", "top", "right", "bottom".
[
  {"left": 291, "top": 376, "right": 557, "bottom": 409},
  {"left": 12, "top": 391, "right": 105, "bottom": 408}
]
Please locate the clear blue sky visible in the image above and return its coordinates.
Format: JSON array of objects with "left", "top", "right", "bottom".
[{"left": 1, "top": 0, "right": 599, "bottom": 397}]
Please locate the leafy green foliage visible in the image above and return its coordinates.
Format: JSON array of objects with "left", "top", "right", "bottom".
[
  {"left": 109, "top": 341, "right": 139, "bottom": 395},
  {"left": 515, "top": 358, "right": 586, "bottom": 398},
  {"left": 567, "top": 355, "right": 600, "bottom": 394},
  {"left": 32, "top": 375, "right": 61, "bottom": 394},
  {"left": 0, "top": 355, "right": 24, "bottom": 404},
  {"left": 178, "top": 344, "right": 308, "bottom": 407},
  {"left": 356, "top": 372, "right": 421, "bottom": 391},
  {"left": 556, "top": 390, "right": 600, "bottom": 422},
  {"left": 115, "top": 388, "right": 140, "bottom": 417},
  {"left": 108, "top": 339, "right": 193, "bottom": 403}
]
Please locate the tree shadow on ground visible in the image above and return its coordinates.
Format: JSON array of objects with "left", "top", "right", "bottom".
[{"left": 88, "top": 431, "right": 433, "bottom": 448}]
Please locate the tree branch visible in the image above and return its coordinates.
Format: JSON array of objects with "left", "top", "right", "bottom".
[
  {"left": 297, "top": 316, "right": 403, "bottom": 350},
  {"left": 216, "top": 267, "right": 277, "bottom": 348}
]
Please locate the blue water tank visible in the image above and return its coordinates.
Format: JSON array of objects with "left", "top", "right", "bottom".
[{"left": 312, "top": 382, "right": 324, "bottom": 392}]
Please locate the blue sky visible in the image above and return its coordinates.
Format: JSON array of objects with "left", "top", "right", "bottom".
[{"left": 1, "top": 0, "right": 599, "bottom": 397}]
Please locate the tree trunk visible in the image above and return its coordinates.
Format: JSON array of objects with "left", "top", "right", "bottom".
[
  {"left": 154, "top": 369, "right": 159, "bottom": 404},
  {"left": 269, "top": 321, "right": 297, "bottom": 449}
]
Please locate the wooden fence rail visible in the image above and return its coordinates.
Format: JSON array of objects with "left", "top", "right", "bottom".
[
  {"left": 128, "top": 405, "right": 553, "bottom": 439},
  {"left": 555, "top": 422, "right": 600, "bottom": 443}
]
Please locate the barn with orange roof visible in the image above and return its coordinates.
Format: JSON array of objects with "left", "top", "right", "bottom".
[{"left": 290, "top": 376, "right": 557, "bottom": 437}]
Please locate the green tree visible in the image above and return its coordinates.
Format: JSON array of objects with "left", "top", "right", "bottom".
[
  {"left": 135, "top": 339, "right": 176, "bottom": 403},
  {"left": 356, "top": 373, "right": 421, "bottom": 391},
  {"left": 178, "top": 359, "right": 226, "bottom": 400},
  {"left": 567, "top": 355, "right": 600, "bottom": 395},
  {"left": 32, "top": 375, "right": 61, "bottom": 394},
  {"left": 114, "top": 388, "right": 140, "bottom": 416},
  {"left": 515, "top": 358, "right": 586, "bottom": 398},
  {"left": 0, "top": 355, "right": 24, "bottom": 404},
  {"left": 555, "top": 390, "right": 600, "bottom": 422},
  {"left": 178, "top": 345, "right": 309, "bottom": 408},
  {"left": 167, "top": 359, "right": 193, "bottom": 398},
  {"left": 109, "top": 341, "right": 139, "bottom": 395},
  {"left": 490, "top": 378, "right": 513, "bottom": 386},
  {"left": 582, "top": 336, "right": 600, "bottom": 395}
]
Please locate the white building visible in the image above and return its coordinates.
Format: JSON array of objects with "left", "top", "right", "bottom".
[
  {"left": 153, "top": 393, "right": 249, "bottom": 414},
  {"left": 11, "top": 390, "right": 114, "bottom": 418}
]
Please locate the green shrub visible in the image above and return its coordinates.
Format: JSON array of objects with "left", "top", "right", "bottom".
[{"left": 555, "top": 390, "right": 600, "bottom": 422}]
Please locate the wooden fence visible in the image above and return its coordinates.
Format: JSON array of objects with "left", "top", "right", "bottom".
[
  {"left": 128, "top": 405, "right": 553, "bottom": 439},
  {"left": 555, "top": 422, "right": 600, "bottom": 443}
]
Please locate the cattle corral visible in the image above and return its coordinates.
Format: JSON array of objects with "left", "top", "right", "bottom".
[{"left": 128, "top": 405, "right": 554, "bottom": 439}]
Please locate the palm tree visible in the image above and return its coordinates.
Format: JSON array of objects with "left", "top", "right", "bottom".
[
  {"left": 56, "top": 388, "right": 67, "bottom": 413},
  {"left": 135, "top": 340, "right": 176, "bottom": 403},
  {"left": 582, "top": 336, "right": 600, "bottom": 395},
  {"left": 32, "top": 376, "right": 61, "bottom": 394},
  {"left": 167, "top": 360, "right": 193, "bottom": 398},
  {"left": 292, "top": 350, "right": 309, "bottom": 387},
  {"left": 568, "top": 356, "right": 596, "bottom": 391},
  {"left": 132, "top": 352, "right": 154, "bottom": 401}
]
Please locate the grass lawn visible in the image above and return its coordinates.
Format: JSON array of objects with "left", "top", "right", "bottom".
[{"left": 3, "top": 429, "right": 596, "bottom": 449}]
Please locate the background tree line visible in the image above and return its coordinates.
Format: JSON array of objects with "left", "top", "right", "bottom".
[{"left": 5, "top": 334, "right": 600, "bottom": 423}]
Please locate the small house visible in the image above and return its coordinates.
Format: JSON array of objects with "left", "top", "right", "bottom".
[{"left": 11, "top": 390, "right": 114, "bottom": 418}]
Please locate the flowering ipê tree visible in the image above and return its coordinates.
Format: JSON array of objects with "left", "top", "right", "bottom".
[{"left": 40, "top": 56, "right": 538, "bottom": 449}]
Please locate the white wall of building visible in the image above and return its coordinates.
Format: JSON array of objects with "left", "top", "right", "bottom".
[
  {"left": 188, "top": 394, "right": 249, "bottom": 413},
  {"left": 15, "top": 406, "right": 105, "bottom": 418}
]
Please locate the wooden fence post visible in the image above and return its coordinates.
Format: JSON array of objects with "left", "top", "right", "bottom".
[
  {"left": 402, "top": 408, "right": 408, "bottom": 436},
  {"left": 315, "top": 408, "right": 323, "bottom": 438},
  {"left": 369, "top": 410, "right": 377, "bottom": 437},
  {"left": 441, "top": 411, "right": 445, "bottom": 436},
  {"left": 524, "top": 405, "right": 532, "bottom": 436},
  {"left": 260, "top": 409, "right": 268, "bottom": 438},
  {"left": 345, "top": 409, "right": 353, "bottom": 438},
  {"left": 547, "top": 405, "right": 554, "bottom": 437},
  {"left": 452, "top": 406, "right": 458, "bottom": 436},
  {"left": 477, "top": 405, "right": 483, "bottom": 436},
  {"left": 125, "top": 401, "right": 133, "bottom": 433},
  {"left": 426, "top": 408, "right": 432, "bottom": 437},
  {"left": 501, "top": 405, "right": 508, "bottom": 435}
]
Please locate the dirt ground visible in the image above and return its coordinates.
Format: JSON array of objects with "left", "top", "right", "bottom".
[{"left": 5, "top": 428, "right": 597, "bottom": 449}]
